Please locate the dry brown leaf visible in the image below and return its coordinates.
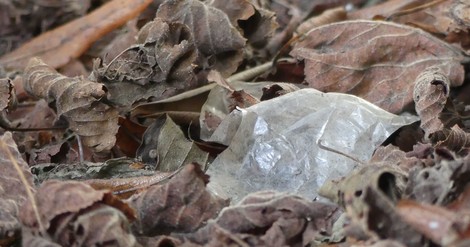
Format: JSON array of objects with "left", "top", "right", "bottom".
[
  {"left": 136, "top": 114, "right": 209, "bottom": 170},
  {"left": 20, "top": 180, "right": 137, "bottom": 246},
  {"left": 0, "top": 132, "right": 36, "bottom": 245},
  {"left": 348, "top": 0, "right": 429, "bottom": 20},
  {"left": 396, "top": 200, "right": 470, "bottom": 246},
  {"left": 345, "top": 186, "right": 423, "bottom": 246},
  {"left": 290, "top": 20, "right": 464, "bottom": 113},
  {"left": 0, "top": 0, "right": 153, "bottom": 71},
  {"left": 0, "top": 78, "right": 14, "bottom": 111},
  {"left": 430, "top": 125, "right": 470, "bottom": 154},
  {"left": 370, "top": 144, "right": 422, "bottom": 172},
  {"left": 93, "top": 18, "right": 197, "bottom": 107},
  {"left": 238, "top": 2, "right": 278, "bottom": 49},
  {"left": 24, "top": 57, "right": 119, "bottom": 152},
  {"left": 129, "top": 163, "right": 228, "bottom": 236},
  {"left": 0, "top": 78, "right": 17, "bottom": 130},
  {"left": 296, "top": 7, "right": 347, "bottom": 35},
  {"left": 404, "top": 159, "right": 457, "bottom": 204},
  {"left": 354, "top": 0, "right": 470, "bottom": 53},
  {"left": 207, "top": 70, "right": 260, "bottom": 110},
  {"left": 156, "top": 0, "right": 248, "bottom": 76},
  {"left": 92, "top": 17, "right": 198, "bottom": 107},
  {"left": 182, "top": 191, "right": 342, "bottom": 246},
  {"left": 413, "top": 66, "right": 450, "bottom": 138},
  {"left": 260, "top": 82, "right": 301, "bottom": 101},
  {"left": 319, "top": 162, "right": 425, "bottom": 245}
]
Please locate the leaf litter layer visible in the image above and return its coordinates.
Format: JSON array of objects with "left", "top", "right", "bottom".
[{"left": 1, "top": 0, "right": 470, "bottom": 246}]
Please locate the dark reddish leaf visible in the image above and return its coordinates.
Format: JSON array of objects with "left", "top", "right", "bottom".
[
  {"left": 129, "top": 163, "right": 228, "bottom": 236},
  {"left": 115, "top": 117, "right": 147, "bottom": 157},
  {"left": 290, "top": 20, "right": 464, "bottom": 113}
]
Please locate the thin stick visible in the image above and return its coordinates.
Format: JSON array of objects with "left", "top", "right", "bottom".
[
  {"left": 75, "top": 134, "right": 84, "bottom": 163},
  {"left": 317, "top": 140, "right": 364, "bottom": 165},
  {"left": 386, "top": 0, "right": 446, "bottom": 21},
  {"left": 226, "top": 61, "right": 273, "bottom": 82}
]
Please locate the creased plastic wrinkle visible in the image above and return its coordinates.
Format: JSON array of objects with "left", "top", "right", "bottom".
[{"left": 205, "top": 89, "right": 418, "bottom": 204}]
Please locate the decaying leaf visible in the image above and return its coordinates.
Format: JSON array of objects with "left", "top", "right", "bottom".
[
  {"left": 24, "top": 57, "right": 119, "bottom": 152},
  {"left": 319, "top": 162, "right": 425, "bottom": 246},
  {"left": 0, "top": 132, "right": 36, "bottom": 245},
  {"left": 355, "top": 0, "right": 470, "bottom": 52},
  {"left": 413, "top": 66, "right": 451, "bottom": 138},
  {"left": 295, "top": 6, "right": 347, "bottom": 35},
  {"left": 405, "top": 159, "right": 457, "bottom": 205},
  {"left": 156, "top": 0, "right": 248, "bottom": 76},
  {"left": 129, "top": 163, "right": 228, "bottom": 236},
  {"left": 0, "top": 0, "right": 153, "bottom": 71},
  {"left": 0, "top": 78, "right": 17, "bottom": 130},
  {"left": 405, "top": 149, "right": 470, "bottom": 205},
  {"left": 136, "top": 114, "right": 209, "bottom": 171},
  {"left": 207, "top": 70, "right": 260, "bottom": 110},
  {"left": 21, "top": 180, "right": 137, "bottom": 246},
  {"left": 260, "top": 82, "right": 302, "bottom": 101},
  {"left": 238, "top": 1, "right": 278, "bottom": 49},
  {"left": 0, "top": 78, "right": 15, "bottom": 111},
  {"left": 290, "top": 20, "right": 464, "bottom": 113},
  {"left": 370, "top": 144, "right": 422, "bottom": 172},
  {"left": 430, "top": 125, "right": 470, "bottom": 154},
  {"left": 92, "top": 18, "right": 198, "bottom": 107},
  {"left": 180, "top": 191, "right": 342, "bottom": 246},
  {"left": 396, "top": 200, "right": 470, "bottom": 246},
  {"left": 319, "top": 164, "right": 406, "bottom": 209},
  {"left": 199, "top": 80, "right": 273, "bottom": 139}
]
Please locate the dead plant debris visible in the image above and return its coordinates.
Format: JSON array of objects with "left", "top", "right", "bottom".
[{"left": 1, "top": 0, "right": 470, "bottom": 246}]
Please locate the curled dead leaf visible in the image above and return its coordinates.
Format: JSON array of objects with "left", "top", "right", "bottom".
[
  {"left": 130, "top": 163, "right": 228, "bottom": 236},
  {"left": 24, "top": 57, "right": 119, "bottom": 152},
  {"left": 0, "top": 132, "right": 36, "bottom": 244},
  {"left": 413, "top": 66, "right": 450, "bottom": 138},
  {"left": 92, "top": 18, "right": 198, "bottom": 107},
  {"left": 430, "top": 125, "right": 470, "bottom": 154},
  {"left": 20, "top": 180, "right": 137, "bottom": 246},
  {"left": 156, "top": 0, "right": 247, "bottom": 76},
  {"left": 0, "top": 0, "right": 153, "bottom": 70},
  {"left": 290, "top": 20, "right": 464, "bottom": 113},
  {"left": 397, "top": 200, "right": 469, "bottom": 246},
  {"left": 182, "top": 191, "right": 342, "bottom": 246}
]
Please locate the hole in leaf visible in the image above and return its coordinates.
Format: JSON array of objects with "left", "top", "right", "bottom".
[
  {"left": 354, "top": 190, "right": 362, "bottom": 197},
  {"left": 378, "top": 172, "right": 398, "bottom": 201}
]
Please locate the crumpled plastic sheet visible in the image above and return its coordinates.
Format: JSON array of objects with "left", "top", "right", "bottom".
[{"left": 205, "top": 88, "right": 418, "bottom": 203}]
